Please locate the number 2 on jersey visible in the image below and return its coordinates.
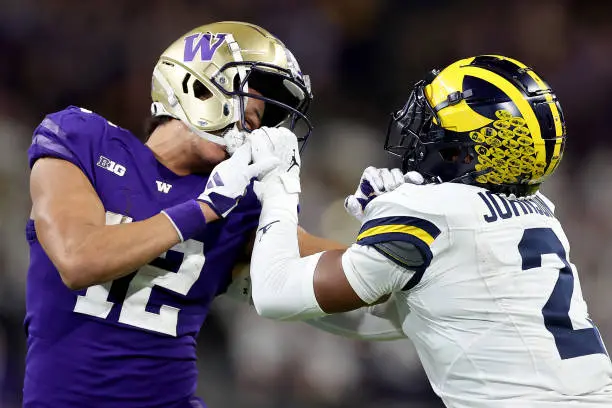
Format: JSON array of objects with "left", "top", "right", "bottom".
[
  {"left": 519, "top": 228, "right": 607, "bottom": 359},
  {"left": 73, "top": 211, "right": 204, "bottom": 336}
]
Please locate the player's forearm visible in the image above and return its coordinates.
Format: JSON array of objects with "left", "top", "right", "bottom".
[
  {"left": 38, "top": 212, "right": 182, "bottom": 290},
  {"left": 250, "top": 188, "right": 326, "bottom": 321},
  {"left": 39, "top": 201, "right": 216, "bottom": 290},
  {"left": 297, "top": 227, "right": 347, "bottom": 256},
  {"left": 305, "top": 312, "right": 406, "bottom": 341},
  {"left": 305, "top": 300, "right": 406, "bottom": 341},
  {"left": 223, "top": 228, "right": 347, "bottom": 307}
]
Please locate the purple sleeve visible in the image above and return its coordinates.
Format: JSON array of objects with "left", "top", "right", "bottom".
[{"left": 28, "top": 106, "right": 105, "bottom": 184}]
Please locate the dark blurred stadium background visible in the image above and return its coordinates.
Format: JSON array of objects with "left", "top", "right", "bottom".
[{"left": 1, "top": 1, "right": 611, "bottom": 407}]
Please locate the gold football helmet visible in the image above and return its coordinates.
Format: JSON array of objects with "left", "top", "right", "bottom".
[
  {"left": 385, "top": 55, "right": 566, "bottom": 196},
  {"left": 151, "top": 21, "right": 312, "bottom": 151}
]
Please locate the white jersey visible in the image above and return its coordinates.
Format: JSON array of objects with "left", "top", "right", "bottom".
[{"left": 344, "top": 182, "right": 612, "bottom": 407}]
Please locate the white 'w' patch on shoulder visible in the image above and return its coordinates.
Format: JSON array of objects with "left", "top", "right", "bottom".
[{"left": 156, "top": 181, "right": 172, "bottom": 194}]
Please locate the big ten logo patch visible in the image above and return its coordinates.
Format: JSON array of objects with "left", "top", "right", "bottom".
[{"left": 97, "top": 155, "right": 126, "bottom": 176}]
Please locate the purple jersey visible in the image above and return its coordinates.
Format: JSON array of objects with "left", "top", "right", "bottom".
[{"left": 24, "top": 107, "right": 261, "bottom": 407}]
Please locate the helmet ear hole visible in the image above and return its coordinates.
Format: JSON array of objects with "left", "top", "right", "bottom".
[
  {"left": 463, "top": 152, "right": 475, "bottom": 164},
  {"left": 232, "top": 73, "right": 242, "bottom": 92},
  {"left": 193, "top": 80, "right": 212, "bottom": 101},
  {"left": 181, "top": 73, "right": 191, "bottom": 94},
  {"left": 439, "top": 147, "right": 475, "bottom": 164},
  {"left": 439, "top": 147, "right": 462, "bottom": 163}
]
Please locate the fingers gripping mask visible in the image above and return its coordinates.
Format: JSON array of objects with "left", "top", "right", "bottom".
[{"left": 222, "top": 125, "right": 247, "bottom": 155}]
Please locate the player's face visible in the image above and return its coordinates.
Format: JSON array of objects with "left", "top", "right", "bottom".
[
  {"left": 241, "top": 88, "right": 266, "bottom": 132},
  {"left": 192, "top": 87, "right": 266, "bottom": 167}
]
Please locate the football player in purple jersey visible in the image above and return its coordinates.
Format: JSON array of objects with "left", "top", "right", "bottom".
[{"left": 24, "top": 21, "right": 345, "bottom": 408}]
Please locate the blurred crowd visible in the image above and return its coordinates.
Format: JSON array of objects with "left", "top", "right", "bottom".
[{"left": 1, "top": 0, "right": 611, "bottom": 407}]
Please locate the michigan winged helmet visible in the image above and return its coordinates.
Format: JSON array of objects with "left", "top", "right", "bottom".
[
  {"left": 385, "top": 55, "right": 566, "bottom": 196},
  {"left": 151, "top": 21, "right": 313, "bottom": 152}
]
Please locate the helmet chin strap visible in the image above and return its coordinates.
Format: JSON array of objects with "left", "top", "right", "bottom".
[
  {"left": 151, "top": 101, "right": 248, "bottom": 155},
  {"left": 150, "top": 99, "right": 226, "bottom": 144}
]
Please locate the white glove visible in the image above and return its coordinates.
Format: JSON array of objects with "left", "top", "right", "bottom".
[
  {"left": 223, "top": 125, "right": 247, "bottom": 155},
  {"left": 250, "top": 127, "right": 301, "bottom": 198},
  {"left": 344, "top": 167, "right": 425, "bottom": 221},
  {"left": 198, "top": 142, "right": 278, "bottom": 217}
]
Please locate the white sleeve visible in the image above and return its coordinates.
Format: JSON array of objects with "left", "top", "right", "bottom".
[
  {"left": 226, "top": 265, "right": 408, "bottom": 340},
  {"left": 305, "top": 296, "right": 407, "bottom": 341},
  {"left": 223, "top": 248, "right": 414, "bottom": 311},
  {"left": 341, "top": 243, "right": 415, "bottom": 304},
  {"left": 249, "top": 178, "right": 427, "bottom": 321},
  {"left": 249, "top": 178, "right": 327, "bottom": 321}
]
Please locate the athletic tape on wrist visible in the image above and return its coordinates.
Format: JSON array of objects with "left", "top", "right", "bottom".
[{"left": 161, "top": 199, "right": 207, "bottom": 242}]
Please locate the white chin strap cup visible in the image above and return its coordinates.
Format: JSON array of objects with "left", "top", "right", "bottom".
[{"left": 150, "top": 101, "right": 247, "bottom": 155}]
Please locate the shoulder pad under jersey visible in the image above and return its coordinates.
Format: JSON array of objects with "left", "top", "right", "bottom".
[
  {"left": 355, "top": 184, "right": 448, "bottom": 286},
  {"left": 28, "top": 106, "right": 113, "bottom": 182}
]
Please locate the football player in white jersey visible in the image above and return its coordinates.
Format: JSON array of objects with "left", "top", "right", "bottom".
[{"left": 245, "top": 55, "right": 612, "bottom": 407}]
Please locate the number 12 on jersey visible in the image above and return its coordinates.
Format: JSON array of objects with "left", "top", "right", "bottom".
[
  {"left": 519, "top": 228, "right": 607, "bottom": 360},
  {"left": 73, "top": 211, "right": 204, "bottom": 336}
]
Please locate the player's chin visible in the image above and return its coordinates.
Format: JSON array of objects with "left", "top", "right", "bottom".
[{"left": 202, "top": 143, "right": 230, "bottom": 166}]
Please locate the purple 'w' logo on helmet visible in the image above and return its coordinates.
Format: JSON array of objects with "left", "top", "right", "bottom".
[{"left": 183, "top": 33, "right": 227, "bottom": 62}]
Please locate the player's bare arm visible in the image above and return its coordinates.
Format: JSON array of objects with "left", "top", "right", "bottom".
[
  {"left": 31, "top": 138, "right": 272, "bottom": 290},
  {"left": 309, "top": 249, "right": 365, "bottom": 313},
  {"left": 297, "top": 226, "right": 347, "bottom": 256},
  {"left": 31, "top": 157, "right": 187, "bottom": 290}
]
